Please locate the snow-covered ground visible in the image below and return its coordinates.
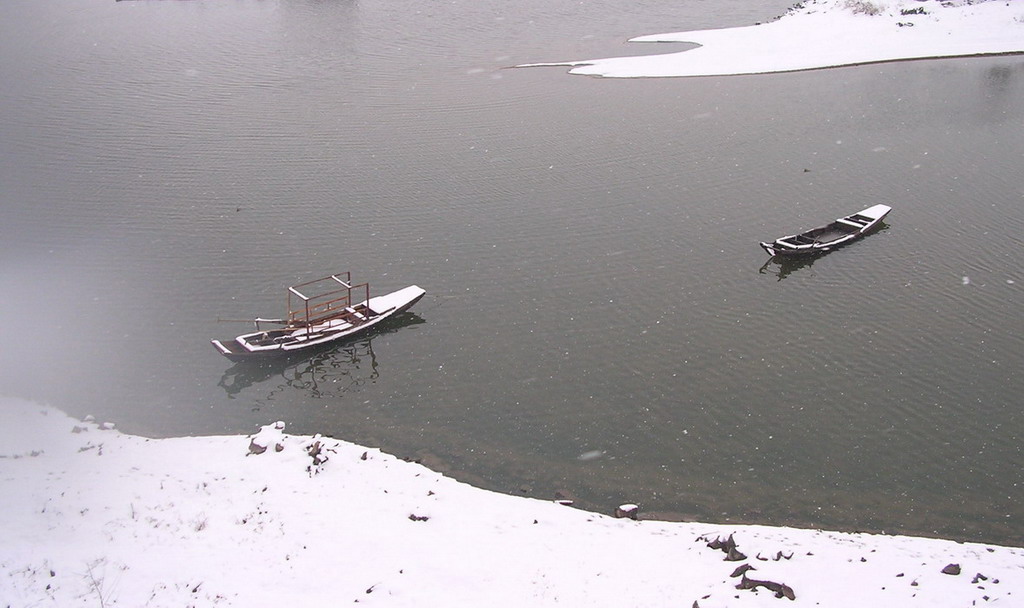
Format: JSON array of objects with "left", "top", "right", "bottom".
[
  {"left": 519, "top": 0, "right": 1024, "bottom": 77},
  {"left": 2, "top": 398, "right": 1022, "bottom": 607}
]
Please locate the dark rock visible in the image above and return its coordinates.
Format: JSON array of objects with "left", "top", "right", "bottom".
[
  {"left": 307, "top": 440, "right": 328, "bottom": 465},
  {"left": 737, "top": 575, "right": 796, "bottom": 600},
  {"left": 941, "top": 563, "right": 961, "bottom": 576},
  {"left": 615, "top": 504, "right": 639, "bottom": 520},
  {"left": 972, "top": 573, "right": 988, "bottom": 584},
  {"left": 554, "top": 489, "right": 576, "bottom": 502},
  {"left": 714, "top": 534, "right": 737, "bottom": 552},
  {"left": 704, "top": 533, "right": 747, "bottom": 561},
  {"left": 731, "top": 564, "right": 756, "bottom": 578}
]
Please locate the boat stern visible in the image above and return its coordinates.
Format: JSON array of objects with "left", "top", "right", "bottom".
[
  {"left": 857, "top": 204, "right": 892, "bottom": 221},
  {"left": 211, "top": 338, "right": 254, "bottom": 362},
  {"left": 367, "top": 285, "right": 426, "bottom": 316},
  {"left": 760, "top": 241, "right": 780, "bottom": 257},
  {"left": 211, "top": 339, "right": 233, "bottom": 356}
]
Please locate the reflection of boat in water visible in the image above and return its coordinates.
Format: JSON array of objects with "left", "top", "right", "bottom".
[
  {"left": 218, "top": 312, "right": 425, "bottom": 398},
  {"left": 758, "top": 255, "right": 819, "bottom": 281},
  {"left": 212, "top": 272, "right": 425, "bottom": 362}
]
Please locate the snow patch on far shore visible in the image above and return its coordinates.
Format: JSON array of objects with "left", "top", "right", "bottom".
[{"left": 517, "top": 0, "right": 1024, "bottom": 78}]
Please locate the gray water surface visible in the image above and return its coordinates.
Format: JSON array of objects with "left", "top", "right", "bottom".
[{"left": 1, "top": 0, "right": 1022, "bottom": 544}]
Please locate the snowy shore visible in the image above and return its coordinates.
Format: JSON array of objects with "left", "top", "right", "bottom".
[
  {"left": 518, "top": 0, "right": 1024, "bottom": 78},
  {"left": 2, "top": 398, "right": 1022, "bottom": 607}
]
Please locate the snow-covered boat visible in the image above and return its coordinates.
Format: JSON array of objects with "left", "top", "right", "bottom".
[
  {"left": 760, "top": 204, "right": 891, "bottom": 258},
  {"left": 212, "top": 272, "right": 425, "bottom": 362}
]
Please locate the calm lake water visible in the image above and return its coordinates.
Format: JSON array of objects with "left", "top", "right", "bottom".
[{"left": 2, "top": 0, "right": 1022, "bottom": 544}]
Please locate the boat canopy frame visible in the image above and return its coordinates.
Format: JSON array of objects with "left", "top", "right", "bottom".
[{"left": 286, "top": 272, "right": 372, "bottom": 329}]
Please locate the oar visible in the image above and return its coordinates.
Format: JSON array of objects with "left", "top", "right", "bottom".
[{"left": 216, "top": 317, "right": 289, "bottom": 325}]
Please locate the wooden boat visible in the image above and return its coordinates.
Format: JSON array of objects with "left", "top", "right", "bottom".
[
  {"left": 760, "top": 204, "right": 891, "bottom": 258},
  {"left": 211, "top": 272, "right": 425, "bottom": 362}
]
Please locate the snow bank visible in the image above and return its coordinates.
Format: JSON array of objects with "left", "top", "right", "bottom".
[
  {"left": 1, "top": 398, "right": 1022, "bottom": 606},
  {"left": 518, "top": 0, "right": 1024, "bottom": 78}
]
